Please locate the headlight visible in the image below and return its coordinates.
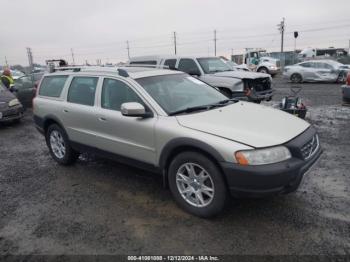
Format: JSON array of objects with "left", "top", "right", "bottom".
[
  {"left": 8, "top": 98, "right": 20, "bottom": 107},
  {"left": 269, "top": 65, "right": 276, "bottom": 69},
  {"left": 235, "top": 146, "right": 291, "bottom": 165}
]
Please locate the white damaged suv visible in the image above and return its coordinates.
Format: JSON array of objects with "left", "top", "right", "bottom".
[{"left": 33, "top": 66, "right": 322, "bottom": 217}]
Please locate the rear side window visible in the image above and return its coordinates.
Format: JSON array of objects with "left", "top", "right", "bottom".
[
  {"left": 39, "top": 75, "right": 68, "bottom": 97},
  {"left": 67, "top": 77, "right": 98, "bottom": 106}
]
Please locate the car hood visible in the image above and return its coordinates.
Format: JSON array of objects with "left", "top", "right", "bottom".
[
  {"left": 0, "top": 89, "right": 15, "bottom": 103},
  {"left": 213, "top": 70, "right": 270, "bottom": 79},
  {"left": 176, "top": 101, "right": 310, "bottom": 148}
]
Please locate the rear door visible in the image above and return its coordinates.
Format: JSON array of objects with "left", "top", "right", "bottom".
[
  {"left": 60, "top": 76, "right": 101, "bottom": 147},
  {"left": 94, "top": 77, "right": 157, "bottom": 165}
]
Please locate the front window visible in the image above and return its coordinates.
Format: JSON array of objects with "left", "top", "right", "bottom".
[
  {"left": 136, "top": 73, "right": 228, "bottom": 114},
  {"left": 101, "top": 78, "right": 145, "bottom": 111},
  {"left": 197, "top": 57, "right": 232, "bottom": 74}
]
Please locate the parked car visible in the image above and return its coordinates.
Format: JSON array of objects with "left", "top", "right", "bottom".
[
  {"left": 128, "top": 56, "right": 274, "bottom": 103},
  {"left": 14, "top": 72, "right": 44, "bottom": 108},
  {"left": 283, "top": 60, "right": 350, "bottom": 83},
  {"left": 342, "top": 72, "right": 350, "bottom": 104},
  {"left": 0, "top": 83, "right": 24, "bottom": 123},
  {"left": 33, "top": 66, "right": 322, "bottom": 217},
  {"left": 10, "top": 70, "right": 25, "bottom": 80}
]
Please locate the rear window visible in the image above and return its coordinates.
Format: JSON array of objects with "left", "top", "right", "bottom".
[{"left": 39, "top": 75, "right": 68, "bottom": 97}]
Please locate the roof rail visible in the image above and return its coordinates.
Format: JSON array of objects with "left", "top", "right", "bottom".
[
  {"left": 126, "top": 64, "right": 171, "bottom": 70},
  {"left": 48, "top": 65, "right": 132, "bottom": 77}
]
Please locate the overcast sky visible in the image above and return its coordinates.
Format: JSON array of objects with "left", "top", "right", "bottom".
[{"left": 1, "top": 0, "right": 350, "bottom": 66}]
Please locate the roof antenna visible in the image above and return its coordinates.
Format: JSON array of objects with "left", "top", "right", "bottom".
[{"left": 118, "top": 68, "right": 129, "bottom": 77}]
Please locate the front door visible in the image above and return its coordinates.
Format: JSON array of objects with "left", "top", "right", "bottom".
[{"left": 94, "top": 77, "right": 157, "bottom": 165}]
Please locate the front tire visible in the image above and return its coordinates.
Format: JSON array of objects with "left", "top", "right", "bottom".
[
  {"left": 290, "top": 73, "right": 303, "bottom": 83},
  {"left": 168, "top": 151, "right": 228, "bottom": 217},
  {"left": 46, "top": 124, "right": 79, "bottom": 165}
]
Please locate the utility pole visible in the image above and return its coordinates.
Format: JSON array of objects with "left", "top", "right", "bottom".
[
  {"left": 214, "top": 30, "right": 217, "bottom": 56},
  {"left": 5, "top": 56, "right": 8, "bottom": 67},
  {"left": 71, "top": 48, "right": 75, "bottom": 65},
  {"left": 126, "top": 40, "right": 130, "bottom": 59},
  {"left": 26, "top": 47, "right": 33, "bottom": 72},
  {"left": 277, "top": 18, "right": 285, "bottom": 69},
  {"left": 173, "top": 32, "right": 177, "bottom": 55}
]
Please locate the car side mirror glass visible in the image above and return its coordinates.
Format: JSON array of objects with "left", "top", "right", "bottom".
[{"left": 121, "top": 102, "right": 150, "bottom": 117}]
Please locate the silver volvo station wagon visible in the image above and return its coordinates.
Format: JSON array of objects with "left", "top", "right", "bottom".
[{"left": 33, "top": 66, "right": 322, "bottom": 217}]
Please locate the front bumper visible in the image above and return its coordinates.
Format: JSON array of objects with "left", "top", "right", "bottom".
[
  {"left": 0, "top": 105, "right": 24, "bottom": 122},
  {"left": 268, "top": 67, "right": 280, "bottom": 75},
  {"left": 249, "top": 88, "right": 275, "bottom": 101},
  {"left": 220, "top": 127, "right": 322, "bottom": 197}
]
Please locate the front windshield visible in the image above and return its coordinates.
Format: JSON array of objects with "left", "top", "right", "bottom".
[
  {"left": 197, "top": 58, "right": 232, "bottom": 74},
  {"left": 136, "top": 73, "right": 228, "bottom": 114},
  {"left": 259, "top": 52, "right": 269, "bottom": 57}
]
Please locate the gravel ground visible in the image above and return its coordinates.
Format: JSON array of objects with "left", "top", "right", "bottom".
[{"left": 0, "top": 76, "right": 349, "bottom": 256}]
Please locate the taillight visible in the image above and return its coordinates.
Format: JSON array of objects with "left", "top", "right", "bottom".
[{"left": 346, "top": 72, "right": 350, "bottom": 86}]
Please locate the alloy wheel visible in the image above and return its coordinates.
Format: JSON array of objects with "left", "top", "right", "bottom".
[
  {"left": 50, "top": 130, "right": 66, "bottom": 159},
  {"left": 176, "top": 163, "right": 215, "bottom": 208}
]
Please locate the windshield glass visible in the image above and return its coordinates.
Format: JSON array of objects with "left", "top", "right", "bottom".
[
  {"left": 197, "top": 58, "right": 232, "bottom": 74},
  {"left": 136, "top": 73, "right": 228, "bottom": 114},
  {"left": 259, "top": 52, "right": 269, "bottom": 57}
]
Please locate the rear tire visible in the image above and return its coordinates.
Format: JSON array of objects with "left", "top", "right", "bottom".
[
  {"left": 290, "top": 73, "right": 303, "bottom": 83},
  {"left": 168, "top": 151, "right": 228, "bottom": 217},
  {"left": 46, "top": 124, "right": 79, "bottom": 165}
]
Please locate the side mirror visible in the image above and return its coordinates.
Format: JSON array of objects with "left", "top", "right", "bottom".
[
  {"left": 187, "top": 68, "right": 201, "bottom": 76},
  {"left": 121, "top": 102, "right": 151, "bottom": 118}
]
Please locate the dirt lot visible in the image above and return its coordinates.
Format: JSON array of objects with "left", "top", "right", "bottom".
[{"left": 0, "top": 76, "right": 349, "bottom": 256}]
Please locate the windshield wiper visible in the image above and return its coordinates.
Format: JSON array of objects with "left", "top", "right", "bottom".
[
  {"left": 215, "top": 98, "right": 239, "bottom": 105},
  {"left": 169, "top": 105, "right": 212, "bottom": 116},
  {"left": 169, "top": 99, "right": 239, "bottom": 116}
]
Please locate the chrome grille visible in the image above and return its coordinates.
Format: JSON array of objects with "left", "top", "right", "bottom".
[{"left": 301, "top": 134, "right": 319, "bottom": 160}]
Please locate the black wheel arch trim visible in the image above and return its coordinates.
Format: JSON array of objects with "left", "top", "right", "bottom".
[
  {"left": 159, "top": 137, "right": 225, "bottom": 170},
  {"left": 34, "top": 114, "right": 68, "bottom": 135}
]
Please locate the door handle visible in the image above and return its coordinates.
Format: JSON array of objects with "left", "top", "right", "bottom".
[
  {"left": 63, "top": 109, "right": 69, "bottom": 113},
  {"left": 99, "top": 117, "right": 107, "bottom": 121}
]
